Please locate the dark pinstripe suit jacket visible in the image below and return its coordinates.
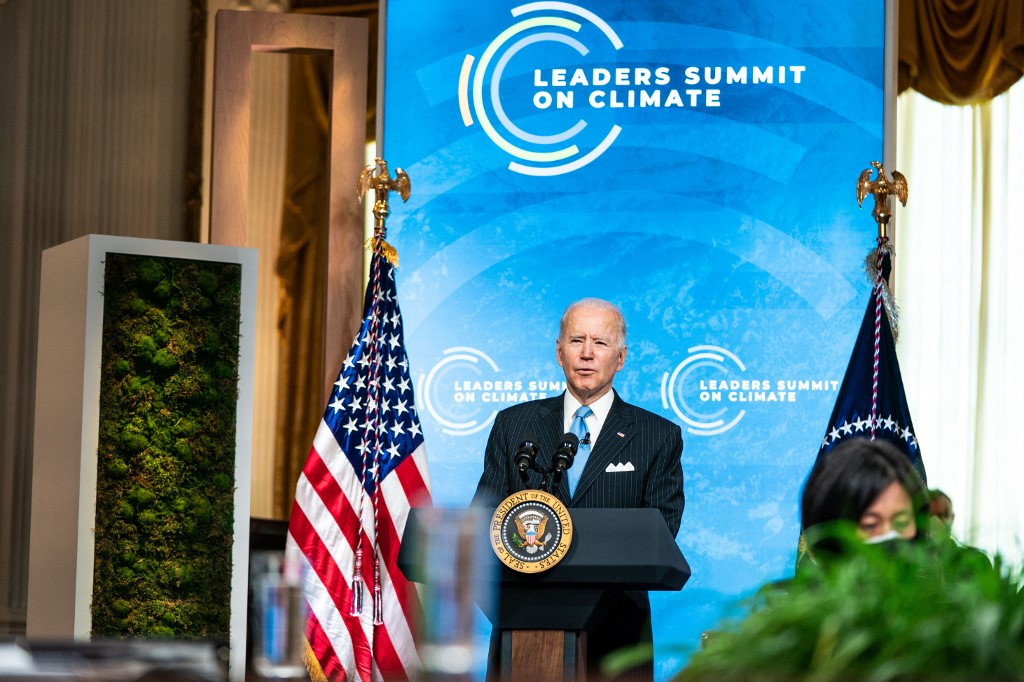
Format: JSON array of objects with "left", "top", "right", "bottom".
[
  {"left": 473, "top": 390, "right": 684, "bottom": 681},
  {"left": 472, "top": 390, "right": 684, "bottom": 534}
]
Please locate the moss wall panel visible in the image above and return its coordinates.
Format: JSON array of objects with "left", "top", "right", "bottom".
[
  {"left": 92, "top": 254, "right": 242, "bottom": 638},
  {"left": 29, "top": 235, "right": 257, "bottom": 682}
]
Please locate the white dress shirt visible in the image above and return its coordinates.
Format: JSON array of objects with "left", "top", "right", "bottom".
[{"left": 562, "top": 389, "right": 614, "bottom": 447}]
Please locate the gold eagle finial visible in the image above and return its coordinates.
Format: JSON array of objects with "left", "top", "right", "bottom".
[
  {"left": 856, "top": 160, "right": 908, "bottom": 238},
  {"left": 358, "top": 157, "right": 411, "bottom": 229},
  {"left": 357, "top": 158, "right": 411, "bottom": 265}
]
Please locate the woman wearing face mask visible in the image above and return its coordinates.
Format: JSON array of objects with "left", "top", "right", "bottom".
[{"left": 800, "top": 437, "right": 930, "bottom": 558}]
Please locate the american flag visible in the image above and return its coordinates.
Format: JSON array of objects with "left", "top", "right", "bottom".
[
  {"left": 285, "top": 245, "right": 431, "bottom": 681},
  {"left": 816, "top": 241, "right": 927, "bottom": 482}
]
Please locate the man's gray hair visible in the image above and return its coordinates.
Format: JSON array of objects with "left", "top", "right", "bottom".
[{"left": 558, "top": 298, "right": 627, "bottom": 349}]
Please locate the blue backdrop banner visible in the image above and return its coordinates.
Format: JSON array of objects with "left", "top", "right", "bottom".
[{"left": 382, "top": 1, "right": 885, "bottom": 678}]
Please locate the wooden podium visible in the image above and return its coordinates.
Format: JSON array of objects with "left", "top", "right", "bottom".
[{"left": 399, "top": 507, "right": 689, "bottom": 682}]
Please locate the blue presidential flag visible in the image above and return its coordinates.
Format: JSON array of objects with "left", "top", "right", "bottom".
[{"left": 816, "top": 245, "right": 926, "bottom": 482}]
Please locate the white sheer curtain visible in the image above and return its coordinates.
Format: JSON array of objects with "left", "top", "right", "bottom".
[{"left": 896, "top": 81, "right": 1024, "bottom": 564}]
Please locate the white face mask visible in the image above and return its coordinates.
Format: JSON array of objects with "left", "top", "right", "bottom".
[{"left": 864, "top": 529, "right": 903, "bottom": 545}]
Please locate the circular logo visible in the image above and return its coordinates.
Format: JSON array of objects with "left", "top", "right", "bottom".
[
  {"left": 417, "top": 346, "right": 567, "bottom": 437},
  {"left": 489, "top": 490, "right": 573, "bottom": 573},
  {"left": 458, "top": 3, "right": 624, "bottom": 176},
  {"left": 661, "top": 344, "right": 843, "bottom": 436},
  {"left": 661, "top": 344, "right": 748, "bottom": 437},
  {"left": 417, "top": 346, "right": 501, "bottom": 436}
]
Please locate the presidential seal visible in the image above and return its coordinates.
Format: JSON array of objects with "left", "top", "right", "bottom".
[{"left": 489, "top": 490, "right": 573, "bottom": 574}]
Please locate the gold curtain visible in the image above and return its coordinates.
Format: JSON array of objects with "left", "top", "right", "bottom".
[
  {"left": 273, "top": 53, "right": 332, "bottom": 518},
  {"left": 899, "top": 0, "right": 1024, "bottom": 104},
  {"left": 271, "top": 4, "right": 377, "bottom": 518}
]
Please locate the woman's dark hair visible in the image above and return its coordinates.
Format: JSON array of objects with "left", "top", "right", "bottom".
[{"left": 801, "top": 438, "right": 929, "bottom": 551}]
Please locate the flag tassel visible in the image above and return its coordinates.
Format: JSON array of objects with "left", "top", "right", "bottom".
[
  {"left": 870, "top": 245, "right": 884, "bottom": 439},
  {"left": 350, "top": 546, "right": 364, "bottom": 616},
  {"left": 372, "top": 555, "right": 384, "bottom": 625}
]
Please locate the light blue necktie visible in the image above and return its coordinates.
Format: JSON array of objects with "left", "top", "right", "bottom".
[{"left": 566, "top": 405, "right": 593, "bottom": 496}]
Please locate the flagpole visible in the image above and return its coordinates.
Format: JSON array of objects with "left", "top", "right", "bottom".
[
  {"left": 285, "top": 156, "right": 429, "bottom": 680},
  {"left": 854, "top": 161, "right": 910, "bottom": 438},
  {"left": 356, "top": 159, "right": 413, "bottom": 626}
]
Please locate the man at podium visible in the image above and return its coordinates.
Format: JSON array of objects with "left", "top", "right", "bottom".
[{"left": 473, "top": 297, "right": 685, "bottom": 681}]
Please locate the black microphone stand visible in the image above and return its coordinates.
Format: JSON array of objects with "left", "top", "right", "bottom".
[
  {"left": 548, "top": 433, "right": 579, "bottom": 493},
  {"left": 514, "top": 433, "right": 578, "bottom": 493}
]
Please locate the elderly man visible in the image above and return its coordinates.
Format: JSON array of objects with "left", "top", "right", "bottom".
[{"left": 473, "top": 297, "right": 684, "bottom": 681}]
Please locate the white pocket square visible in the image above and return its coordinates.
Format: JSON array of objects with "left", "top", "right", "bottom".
[{"left": 605, "top": 461, "right": 635, "bottom": 473}]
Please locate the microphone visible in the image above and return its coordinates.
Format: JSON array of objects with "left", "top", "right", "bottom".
[
  {"left": 551, "top": 432, "right": 579, "bottom": 485},
  {"left": 514, "top": 436, "right": 539, "bottom": 485},
  {"left": 581, "top": 432, "right": 591, "bottom": 446}
]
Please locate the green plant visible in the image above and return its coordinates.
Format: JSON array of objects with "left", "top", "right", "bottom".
[
  {"left": 91, "top": 253, "right": 241, "bottom": 639},
  {"left": 678, "top": 527, "right": 1024, "bottom": 681}
]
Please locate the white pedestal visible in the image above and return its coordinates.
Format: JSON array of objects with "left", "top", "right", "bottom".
[{"left": 28, "top": 235, "right": 258, "bottom": 682}]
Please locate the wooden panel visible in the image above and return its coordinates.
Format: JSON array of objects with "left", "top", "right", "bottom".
[
  {"left": 208, "top": 9, "right": 367, "bottom": 398},
  {"left": 507, "top": 630, "right": 586, "bottom": 682}
]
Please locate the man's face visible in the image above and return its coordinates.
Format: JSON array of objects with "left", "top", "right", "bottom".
[
  {"left": 556, "top": 306, "right": 626, "bottom": 404},
  {"left": 930, "top": 495, "right": 954, "bottom": 528}
]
